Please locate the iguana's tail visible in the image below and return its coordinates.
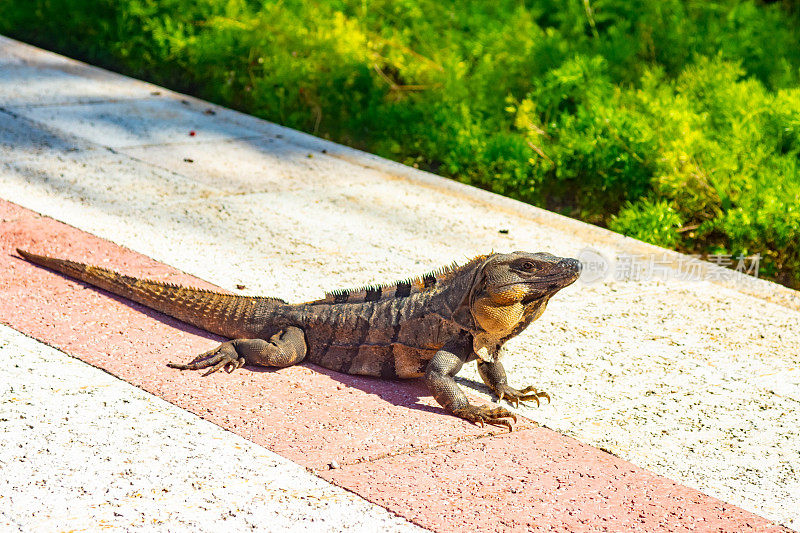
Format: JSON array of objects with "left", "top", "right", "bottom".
[{"left": 17, "top": 249, "right": 285, "bottom": 338}]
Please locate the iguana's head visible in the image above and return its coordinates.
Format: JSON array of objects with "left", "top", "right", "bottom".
[{"left": 466, "top": 251, "right": 580, "bottom": 357}]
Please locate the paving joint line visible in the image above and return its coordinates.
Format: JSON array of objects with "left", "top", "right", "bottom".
[
  {"left": 112, "top": 133, "right": 271, "bottom": 151},
  {"left": 323, "top": 422, "right": 539, "bottom": 472},
  {"left": 5, "top": 95, "right": 162, "bottom": 109},
  {"left": 0, "top": 320, "right": 153, "bottom": 388},
  {"left": 0, "top": 106, "right": 19, "bottom": 118}
]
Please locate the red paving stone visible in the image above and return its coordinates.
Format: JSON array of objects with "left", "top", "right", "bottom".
[
  {"left": 324, "top": 428, "right": 783, "bottom": 532},
  {"left": 0, "top": 198, "right": 786, "bottom": 532}
]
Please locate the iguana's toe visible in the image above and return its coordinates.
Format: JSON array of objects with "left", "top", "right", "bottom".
[
  {"left": 167, "top": 341, "right": 245, "bottom": 376},
  {"left": 224, "top": 357, "right": 247, "bottom": 373},
  {"left": 453, "top": 403, "right": 517, "bottom": 431},
  {"left": 496, "top": 384, "right": 550, "bottom": 407}
]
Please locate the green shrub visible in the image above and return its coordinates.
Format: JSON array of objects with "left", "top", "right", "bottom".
[
  {"left": 1, "top": 0, "right": 799, "bottom": 287},
  {"left": 610, "top": 200, "right": 683, "bottom": 248}
]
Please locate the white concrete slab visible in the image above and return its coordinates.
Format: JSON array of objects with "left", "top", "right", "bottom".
[
  {"left": 0, "top": 325, "right": 424, "bottom": 532},
  {"left": 1, "top": 36, "right": 799, "bottom": 529},
  {"left": 13, "top": 98, "right": 266, "bottom": 148},
  {"left": 0, "top": 36, "right": 160, "bottom": 106},
  {"left": 122, "top": 136, "right": 391, "bottom": 194}
]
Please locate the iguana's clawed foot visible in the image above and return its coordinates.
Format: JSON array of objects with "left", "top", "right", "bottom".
[
  {"left": 495, "top": 385, "right": 550, "bottom": 408},
  {"left": 453, "top": 403, "right": 517, "bottom": 431},
  {"left": 167, "top": 341, "right": 246, "bottom": 376}
]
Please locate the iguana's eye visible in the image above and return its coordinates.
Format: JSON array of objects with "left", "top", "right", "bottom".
[{"left": 521, "top": 261, "right": 535, "bottom": 271}]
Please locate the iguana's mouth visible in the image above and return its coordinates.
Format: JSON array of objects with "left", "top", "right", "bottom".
[{"left": 499, "top": 273, "right": 578, "bottom": 291}]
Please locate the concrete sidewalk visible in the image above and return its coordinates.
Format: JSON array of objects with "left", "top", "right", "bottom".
[{"left": 1, "top": 35, "right": 798, "bottom": 531}]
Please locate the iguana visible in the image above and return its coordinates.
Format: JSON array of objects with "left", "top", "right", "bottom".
[{"left": 17, "top": 249, "right": 580, "bottom": 430}]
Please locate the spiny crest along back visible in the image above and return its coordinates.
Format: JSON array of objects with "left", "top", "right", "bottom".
[{"left": 313, "top": 255, "right": 489, "bottom": 305}]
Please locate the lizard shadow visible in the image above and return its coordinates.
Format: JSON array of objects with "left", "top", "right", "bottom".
[{"left": 246, "top": 364, "right": 491, "bottom": 417}]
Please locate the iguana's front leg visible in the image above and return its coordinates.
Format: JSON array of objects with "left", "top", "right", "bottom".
[
  {"left": 168, "top": 326, "right": 307, "bottom": 376},
  {"left": 477, "top": 359, "right": 550, "bottom": 407},
  {"left": 425, "top": 334, "right": 517, "bottom": 431}
]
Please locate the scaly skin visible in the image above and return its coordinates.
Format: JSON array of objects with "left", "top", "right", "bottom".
[{"left": 17, "top": 248, "right": 580, "bottom": 429}]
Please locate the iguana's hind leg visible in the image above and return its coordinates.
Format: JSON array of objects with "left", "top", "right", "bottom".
[
  {"left": 168, "top": 326, "right": 307, "bottom": 376},
  {"left": 425, "top": 333, "right": 517, "bottom": 431}
]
